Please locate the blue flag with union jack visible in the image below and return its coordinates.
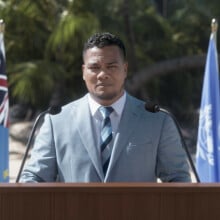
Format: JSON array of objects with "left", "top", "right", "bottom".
[
  {"left": 196, "top": 32, "right": 220, "bottom": 182},
  {"left": 0, "top": 24, "right": 9, "bottom": 182}
]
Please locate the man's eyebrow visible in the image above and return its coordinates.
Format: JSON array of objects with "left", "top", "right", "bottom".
[
  {"left": 87, "top": 61, "right": 118, "bottom": 66},
  {"left": 106, "top": 61, "right": 118, "bottom": 65},
  {"left": 87, "top": 62, "right": 99, "bottom": 66}
]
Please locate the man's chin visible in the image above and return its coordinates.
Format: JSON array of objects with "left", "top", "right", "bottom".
[
  {"left": 90, "top": 89, "right": 124, "bottom": 104},
  {"left": 91, "top": 91, "right": 118, "bottom": 102},
  {"left": 96, "top": 93, "right": 116, "bottom": 101}
]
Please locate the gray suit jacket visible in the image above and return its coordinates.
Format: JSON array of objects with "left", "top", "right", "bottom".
[{"left": 21, "top": 94, "right": 191, "bottom": 182}]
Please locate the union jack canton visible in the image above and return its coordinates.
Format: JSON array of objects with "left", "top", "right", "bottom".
[{"left": 0, "top": 29, "right": 9, "bottom": 128}]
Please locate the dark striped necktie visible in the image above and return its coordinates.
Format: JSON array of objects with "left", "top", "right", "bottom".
[{"left": 99, "top": 106, "right": 114, "bottom": 176}]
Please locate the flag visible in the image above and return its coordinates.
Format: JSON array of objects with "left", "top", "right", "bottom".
[
  {"left": 196, "top": 31, "right": 220, "bottom": 182},
  {"left": 0, "top": 21, "right": 9, "bottom": 182}
]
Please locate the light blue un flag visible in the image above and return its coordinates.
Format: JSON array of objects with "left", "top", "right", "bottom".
[{"left": 196, "top": 32, "right": 220, "bottom": 182}]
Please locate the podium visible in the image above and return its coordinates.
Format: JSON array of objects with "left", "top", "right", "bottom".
[{"left": 0, "top": 183, "right": 220, "bottom": 220}]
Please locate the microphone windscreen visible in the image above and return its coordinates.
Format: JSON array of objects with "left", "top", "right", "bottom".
[
  {"left": 48, "top": 106, "right": 62, "bottom": 115},
  {"left": 145, "top": 101, "right": 160, "bottom": 113}
]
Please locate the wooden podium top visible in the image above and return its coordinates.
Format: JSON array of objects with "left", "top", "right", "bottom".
[
  {"left": 1, "top": 182, "right": 220, "bottom": 191},
  {"left": 1, "top": 183, "right": 220, "bottom": 220}
]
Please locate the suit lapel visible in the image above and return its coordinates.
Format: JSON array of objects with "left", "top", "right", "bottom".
[
  {"left": 105, "top": 95, "right": 141, "bottom": 181},
  {"left": 74, "top": 95, "right": 104, "bottom": 181}
]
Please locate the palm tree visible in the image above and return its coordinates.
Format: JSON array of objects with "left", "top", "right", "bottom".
[{"left": 1, "top": 0, "right": 99, "bottom": 110}]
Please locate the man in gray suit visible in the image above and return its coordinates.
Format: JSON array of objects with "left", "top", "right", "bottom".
[{"left": 20, "top": 32, "right": 191, "bottom": 182}]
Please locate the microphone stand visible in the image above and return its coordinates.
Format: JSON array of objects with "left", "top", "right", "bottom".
[
  {"left": 15, "top": 110, "right": 49, "bottom": 183},
  {"left": 160, "top": 107, "right": 200, "bottom": 183},
  {"left": 145, "top": 102, "right": 200, "bottom": 183},
  {"left": 15, "top": 106, "right": 61, "bottom": 183}
]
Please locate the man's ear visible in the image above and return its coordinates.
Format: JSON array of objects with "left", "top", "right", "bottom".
[
  {"left": 124, "top": 62, "right": 128, "bottom": 78},
  {"left": 82, "top": 64, "right": 85, "bottom": 80}
]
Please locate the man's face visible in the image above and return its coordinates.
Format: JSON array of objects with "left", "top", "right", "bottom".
[{"left": 82, "top": 45, "right": 128, "bottom": 106}]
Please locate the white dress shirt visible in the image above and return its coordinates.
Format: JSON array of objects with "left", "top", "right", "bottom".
[{"left": 87, "top": 92, "right": 126, "bottom": 148}]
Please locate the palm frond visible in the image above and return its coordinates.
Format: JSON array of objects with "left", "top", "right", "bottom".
[{"left": 9, "top": 60, "right": 66, "bottom": 107}]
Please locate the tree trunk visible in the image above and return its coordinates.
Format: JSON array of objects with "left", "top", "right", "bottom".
[
  {"left": 122, "top": 0, "right": 138, "bottom": 72},
  {"left": 126, "top": 54, "right": 206, "bottom": 94}
]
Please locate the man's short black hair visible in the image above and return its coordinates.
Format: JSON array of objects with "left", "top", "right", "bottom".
[{"left": 83, "top": 32, "right": 126, "bottom": 61}]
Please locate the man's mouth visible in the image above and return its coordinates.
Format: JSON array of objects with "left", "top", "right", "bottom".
[{"left": 96, "top": 83, "right": 111, "bottom": 87}]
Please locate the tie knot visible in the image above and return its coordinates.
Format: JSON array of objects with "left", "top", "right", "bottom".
[{"left": 99, "top": 106, "right": 113, "bottom": 118}]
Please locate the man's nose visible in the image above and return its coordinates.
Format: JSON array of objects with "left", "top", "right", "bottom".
[{"left": 97, "top": 69, "right": 109, "bottom": 79}]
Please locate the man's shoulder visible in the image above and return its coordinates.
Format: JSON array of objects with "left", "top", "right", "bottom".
[
  {"left": 126, "top": 93, "right": 168, "bottom": 121},
  {"left": 62, "top": 94, "right": 88, "bottom": 110},
  {"left": 49, "top": 95, "right": 88, "bottom": 120},
  {"left": 126, "top": 93, "right": 144, "bottom": 104}
]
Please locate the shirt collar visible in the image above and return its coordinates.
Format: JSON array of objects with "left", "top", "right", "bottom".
[{"left": 88, "top": 92, "right": 126, "bottom": 117}]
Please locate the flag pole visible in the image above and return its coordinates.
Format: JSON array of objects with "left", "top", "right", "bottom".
[
  {"left": 211, "top": 18, "right": 218, "bottom": 43},
  {"left": 0, "top": 19, "right": 5, "bottom": 33}
]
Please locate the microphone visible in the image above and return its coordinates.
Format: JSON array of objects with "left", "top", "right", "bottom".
[
  {"left": 145, "top": 101, "right": 200, "bottom": 183},
  {"left": 15, "top": 106, "right": 61, "bottom": 183}
]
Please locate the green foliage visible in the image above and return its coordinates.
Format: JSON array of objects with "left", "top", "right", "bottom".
[
  {"left": 8, "top": 60, "right": 66, "bottom": 108},
  {"left": 46, "top": 11, "right": 99, "bottom": 66},
  {"left": 1, "top": 0, "right": 99, "bottom": 109},
  {"left": 170, "top": 4, "right": 211, "bottom": 55},
  {"left": 134, "top": 6, "right": 174, "bottom": 64},
  {"left": 0, "top": 0, "right": 219, "bottom": 118}
]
